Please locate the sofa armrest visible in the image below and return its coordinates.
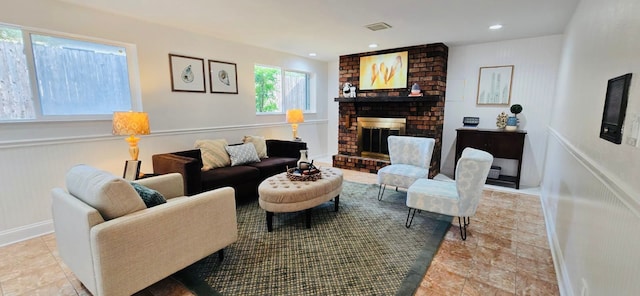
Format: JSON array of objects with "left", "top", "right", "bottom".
[
  {"left": 152, "top": 153, "right": 202, "bottom": 195},
  {"left": 133, "top": 173, "right": 184, "bottom": 199},
  {"left": 89, "top": 187, "right": 238, "bottom": 296},
  {"left": 266, "top": 139, "right": 308, "bottom": 158},
  {"left": 51, "top": 188, "right": 105, "bottom": 294}
]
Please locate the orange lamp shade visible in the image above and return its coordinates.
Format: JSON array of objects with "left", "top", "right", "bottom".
[
  {"left": 112, "top": 111, "right": 150, "bottom": 160},
  {"left": 112, "top": 111, "right": 150, "bottom": 136},
  {"left": 286, "top": 109, "right": 304, "bottom": 124},
  {"left": 286, "top": 109, "right": 304, "bottom": 140}
]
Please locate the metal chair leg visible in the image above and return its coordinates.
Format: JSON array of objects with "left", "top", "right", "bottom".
[
  {"left": 405, "top": 208, "right": 418, "bottom": 228},
  {"left": 458, "top": 217, "right": 470, "bottom": 240},
  {"left": 377, "top": 184, "right": 386, "bottom": 201}
]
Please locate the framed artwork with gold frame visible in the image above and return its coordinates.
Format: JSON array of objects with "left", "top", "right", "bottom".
[{"left": 476, "top": 65, "right": 514, "bottom": 105}]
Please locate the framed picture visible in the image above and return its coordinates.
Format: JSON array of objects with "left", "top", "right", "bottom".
[
  {"left": 359, "top": 51, "right": 408, "bottom": 90},
  {"left": 476, "top": 65, "right": 514, "bottom": 105},
  {"left": 600, "top": 73, "right": 632, "bottom": 144},
  {"left": 169, "top": 54, "right": 206, "bottom": 93},
  {"left": 123, "top": 160, "right": 141, "bottom": 181},
  {"left": 208, "top": 60, "right": 238, "bottom": 94}
]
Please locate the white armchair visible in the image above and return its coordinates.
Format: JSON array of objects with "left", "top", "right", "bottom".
[
  {"left": 405, "top": 148, "right": 493, "bottom": 240},
  {"left": 376, "top": 135, "right": 436, "bottom": 200},
  {"left": 51, "top": 165, "right": 238, "bottom": 296}
]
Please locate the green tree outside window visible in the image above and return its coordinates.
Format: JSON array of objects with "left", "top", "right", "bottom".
[{"left": 255, "top": 65, "right": 280, "bottom": 112}]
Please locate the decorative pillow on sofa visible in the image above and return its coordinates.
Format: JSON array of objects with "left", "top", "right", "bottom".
[
  {"left": 65, "top": 164, "right": 146, "bottom": 220},
  {"left": 195, "top": 139, "right": 231, "bottom": 171},
  {"left": 243, "top": 135, "right": 268, "bottom": 158},
  {"left": 225, "top": 143, "right": 261, "bottom": 166},
  {"left": 130, "top": 182, "right": 167, "bottom": 208}
]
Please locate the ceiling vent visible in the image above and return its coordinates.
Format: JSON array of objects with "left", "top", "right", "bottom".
[{"left": 365, "top": 22, "right": 392, "bottom": 31}]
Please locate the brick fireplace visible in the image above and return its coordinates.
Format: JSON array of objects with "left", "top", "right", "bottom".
[{"left": 332, "top": 43, "right": 448, "bottom": 178}]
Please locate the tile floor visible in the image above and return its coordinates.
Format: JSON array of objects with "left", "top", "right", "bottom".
[{"left": 0, "top": 164, "right": 558, "bottom": 295}]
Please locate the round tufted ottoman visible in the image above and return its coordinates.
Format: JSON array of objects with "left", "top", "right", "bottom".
[{"left": 258, "top": 167, "right": 343, "bottom": 232}]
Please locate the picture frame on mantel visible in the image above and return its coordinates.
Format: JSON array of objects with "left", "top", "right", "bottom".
[
  {"left": 359, "top": 51, "right": 408, "bottom": 90},
  {"left": 169, "top": 54, "right": 206, "bottom": 93},
  {"left": 476, "top": 65, "right": 514, "bottom": 105},
  {"left": 208, "top": 60, "right": 238, "bottom": 94}
]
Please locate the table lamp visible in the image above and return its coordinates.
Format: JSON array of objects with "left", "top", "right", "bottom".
[
  {"left": 112, "top": 111, "right": 150, "bottom": 160},
  {"left": 286, "top": 109, "right": 304, "bottom": 141}
]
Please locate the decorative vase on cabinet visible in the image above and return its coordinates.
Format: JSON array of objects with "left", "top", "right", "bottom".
[
  {"left": 506, "top": 104, "right": 523, "bottom": 131},
  {"left": 496, "top": 112, "right": 508, "bottom": 129},
  {"left": 505, "top": 116, "right": 518, "bottom": 131}
]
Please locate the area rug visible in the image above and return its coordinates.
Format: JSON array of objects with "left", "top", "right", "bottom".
[{"left": 173, "top": 181, "right": 452, "bottom": 295}]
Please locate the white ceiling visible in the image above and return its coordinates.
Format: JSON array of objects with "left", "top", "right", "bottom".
[{"left": 59, "top": 0, "right": 580, "bottom": 61}]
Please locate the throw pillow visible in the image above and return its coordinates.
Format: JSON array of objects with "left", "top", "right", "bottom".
[
  {"left": 243, "top": 135, "right": 268, "bottom": 158},
  {"left": 225, "top": 143, "right": 261, "bottom": 166},
  {"left": 130, "top": 182, "right": 167, "bottom": 208},
  {"left": 195, "top": 139, "right": 231, "bottom": 171},
  {"left": 65, "top": 164, "right": 146, "bottom": 220}
]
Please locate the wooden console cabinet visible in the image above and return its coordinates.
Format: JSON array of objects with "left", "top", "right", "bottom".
[{"left": 455, "top": 128, "right": 527, "bottom": 189}]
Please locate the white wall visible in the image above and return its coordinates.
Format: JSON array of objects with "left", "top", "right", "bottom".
[
  {"left": 441, "top": 35, "right": 564, "bottom": 188},
  {"left": 542, "top": 0, "right": 640, "bottom": 295},
  {"left": 0, "top": 0, "right": 329, "bottom": 245}
]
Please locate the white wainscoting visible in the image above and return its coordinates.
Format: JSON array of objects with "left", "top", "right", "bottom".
[
  {"left": 0, "top": 120, "right": 327, "bottom": 246},
  {"left": 542, "top": 129, "right": 640, "bottom": 296}
]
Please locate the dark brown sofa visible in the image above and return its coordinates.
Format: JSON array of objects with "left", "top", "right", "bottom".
[{"left": 152, "top": 139, "right": 307, "bottom": 202}]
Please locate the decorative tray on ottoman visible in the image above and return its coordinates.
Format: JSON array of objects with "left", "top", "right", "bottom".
[{"left": 286, "top": 166, "right": 322, "bottom": 181}]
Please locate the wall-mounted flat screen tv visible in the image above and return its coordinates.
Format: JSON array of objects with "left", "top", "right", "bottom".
[{"left": 600, "top": 73, "right": 632, "bottom": 144}]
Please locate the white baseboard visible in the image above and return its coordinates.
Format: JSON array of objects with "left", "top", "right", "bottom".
[
  {"left": 543, "top": 204, "right": 573, "bottom": 296},
  {"left": 0, "top": 220, "right": 54, "bottom": 247}
]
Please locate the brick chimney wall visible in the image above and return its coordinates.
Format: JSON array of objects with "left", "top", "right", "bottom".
[
  {"left": 339, "top": 43, "right": 448, "bottom": 97},
  {"left": 333, "top": 43, "right": 448, "bottom": 178}
]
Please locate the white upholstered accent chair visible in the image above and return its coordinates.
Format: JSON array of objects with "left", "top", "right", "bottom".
[
  {"left": 405, "top": 147, "right": 493, "bottom": 240},
  {"left": 51, "top": 165, "right": 238, "bottom": 296},
  {"left": 376, "top": 135, "right": 436, "bottom": 200}
]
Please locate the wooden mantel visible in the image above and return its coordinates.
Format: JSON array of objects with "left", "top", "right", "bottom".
[{"left": 334, "top": 96, "right": 440, "bottom": 103}]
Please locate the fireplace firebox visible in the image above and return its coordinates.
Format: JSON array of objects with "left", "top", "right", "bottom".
[{"left": 357, "top": 117, "right": 406, "bottom": 160}]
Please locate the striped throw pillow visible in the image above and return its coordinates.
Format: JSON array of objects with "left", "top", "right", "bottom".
[{"left": 195, "top": 139, "right": 231, "bottom": 171}]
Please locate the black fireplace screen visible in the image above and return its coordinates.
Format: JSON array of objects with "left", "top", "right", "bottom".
[{"left": 361, "top": 127, "right": 400, "bottom": 155}]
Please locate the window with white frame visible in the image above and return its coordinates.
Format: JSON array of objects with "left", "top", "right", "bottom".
[
  {"left": 254, "top": 64, "right": 311, "bottom": 113},
  {"left": 0, "top": 24, "right": 137, "bottom": 121}
]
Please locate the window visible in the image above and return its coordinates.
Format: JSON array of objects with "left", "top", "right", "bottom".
[
  {"left": 0, "top": 27, "right": 34, "bottom": 120},
  {"left": 254, "top": 64, "right": 311, "bottom": 114},
  {"left": 0, "top": 24, "right": 137, "bottom": 121}
]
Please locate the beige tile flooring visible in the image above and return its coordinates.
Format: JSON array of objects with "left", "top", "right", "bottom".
[{"left": 0, "top": 164, "right": 558, "bottom": 295}]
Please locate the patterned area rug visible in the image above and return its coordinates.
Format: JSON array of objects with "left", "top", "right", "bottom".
[{"left": 173, "top": 181, "right": 452, "bottom": 296}]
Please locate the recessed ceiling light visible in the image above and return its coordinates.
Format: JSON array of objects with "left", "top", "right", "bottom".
[
  {"left": 368, "top": 43, "right": 378, "bottom": 48},
  {"left": 489, "top": 24, "right": 503, "bottom": 30},
  {"left": 308, "top": 53, "right": 317, "bottom": 57}
]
